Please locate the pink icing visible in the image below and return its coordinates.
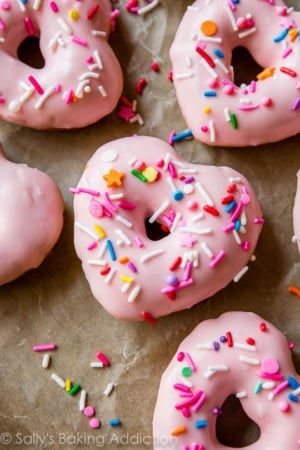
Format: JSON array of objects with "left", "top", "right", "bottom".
[
  {"left": 0, "top": 0, "right": 122, "bottom": 129},
  {"left": 170, "top": 0, "right": 300, "bottom": 146},
  {"left": 0, "top": 146, "right": 63, "bottom": 285},
  {"left": 73, "top": 136, "right": 263, "bottom": 321},
  {"left": 153, "top": 311, "right": 300, "bottom": 450},
  {"left": 293, "top": 170, "right": 300, "bottom": 252}
]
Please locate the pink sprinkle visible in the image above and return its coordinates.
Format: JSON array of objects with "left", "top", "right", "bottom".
[
  {"left": 177, "top": 351, "right": 185, "bottom": 362},
  {"left": 0, "top": 96, "right": 5, "bottom": 103},
  {"left": 84, "top": 406, "right": 95, "bottom": 417},
  {"left": 261, "top": 357, "right": 280, "bottom": 375},
  {"left": 173, "top": 383, "right": 192, "bottom": 393},
  {"left": 182, "top": 407, "right": 190, "bottom": 418},
  {"left": 242, "top": 240, "right": 250, "bottom": 251},
  {"left": 175, "top": 390, "right": 203, "bottom": 410},
  {"left": 210, "top": 250, "right": 226, "bottom": 268},
  {"left": 96, "top": 352, "right": 110, "bottom": 366},
  {"left": 78, "top": 187, "right": 100, "bottom": 196},
  {"left": 72, "top": 36, "right": 87, "bottom": 46},
  {"left": 168, "top": 162, "right": 177, "bottom": 178},
  {"left": 191, "top": 392, "right": 207, "bottom": 412},
  {"left": 228, "top": 0, "right": 236, "bottom": 10},
  {"left": 222, "top": 222, "right": 235, "bottom": 232},
  {"left": 249, "top": 80, "right": 256, "bottom": 93},
  {"left": 223, "top": 84, "right": 235, "bottom": 95},
  {"left": 278, "top": 401, "right": 290, "bottom": 413},
  {"left": 185, "top": 352, "right": 197, "bottom": 372},
  {"left": 208, "top": 77, "right": 219, "bottom": 89},
  {"left": 65, "top": 89, "right": 74, "bottom": 104},
  {"left": 282, "top": 47, "right": 292, "bottom": 59},
  {"left": 238, "top": 104, "right": 259, "bottom": 111},
  {"left": 272, "top": 380, "right": 289, "bottom": 397},
  {"left": 201, "top": 125, "right": 209, "bottom": 133},
  {"left": 1, "top": 1, "right": 11, "bottom": 10},
  {"left": 254, "top": 217, "right": 265, "bottom": 224},
  {"left": 230, "top": 201, "right": 243, "bottom": 222},
  {"left": 261, "top": 96, "right": 273, "bottom": 107},
  {"left": 183, "top": 261, "right": 193, "bottom": 281},
  {"left": 258, "top": 372, "right": 284, "bottom": 381},
  {"left": 89, "top": 417, "right": 101, "bottom": 429},
  {"left": 118, "top": 200, "right": 136, "bottom": 210},
  {"left": 28, "top": 75, "right": 44, "bottom": 94},
  {"left": 86, "top": 56, "right": 94, "bottom": 64},
  {"left": 0, "top": 18, "right": 6, "bottom": 30},
  {"left": 24, "top": 16, "right": 35, "bottom": 35},
  {"left": 87, "top": 241, "right": 97, "bottom": 251},
  {"left": 127, "top": 262, "right": 137, "bottom": 273},
  {"left": 32, "top": 344, "right": 57, "bottom": 352},
  {"left": 49, "top": 1, "right": 59, "bottom": 12},
  {"left": 168, "top": 131, "right": 176, "bottom": 145},
  {"left": 134, "top": 236, "right": 144, "bottom": 247},
  {"left": 104, "top": 192, "right": 118, "bottom": 213}
]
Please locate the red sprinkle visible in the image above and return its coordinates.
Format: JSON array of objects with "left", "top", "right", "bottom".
[
  {"left": 168, "top": 70, "right": 173, "bottom": 82},
  {"left": 260, "top": 322, "right": 268, "bottom": 332},
  {"left": 141, "top": 311, "right": 157, "bottom": 325},
  {"left": 227, "top": 183, "right": 237, "bottom": 193},
  {"left": 165, "top": 292, "right": 176, "bottom": 301},
  {"left": 169, "top": 256, "right": 182, "bottom": 271},
  {"left": 221, "top": 194, "right": 235, "bottom": 204},
  {"left": 96, "top": 352, "right": 110, "bottom": 366},
  {"left": 280, "top": 66, "right": 297, "bottom": 77},
  {"left": 226, "top": 331, "right": 233, "bottom": 347},
  {"left": 203, "top": 205, "right": 219, "bottom": 216},
  {"left": 87, "top": 4, "right": 99, "bottom": 19},
  {"left": 246, "top": 337, "right": 256, "bottom": 346},
  {"left": 195, "top": 46, "right": 216, "bottom": 68},
  {"left": 136, "top": 77, "right": 147, "bottom": 95},
  {"left": 151, "top": 61, "right": 160, "bottom": 72},
  {"left": 100, "top": 267, "right": 111, "bottom": 276},
  {"left": 126, "top": 0, "right": 138, "bottom": 11}
]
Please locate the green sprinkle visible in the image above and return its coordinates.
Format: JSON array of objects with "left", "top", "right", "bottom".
[
  {"left": 230, "top": 112, "right": 238, "bottom": 129},
  {"left": 254, "top": 381, "right": 263, "bottom": 394},
  {"left": 131, "top": 169, "right": 147, "bottom": 182},
  {"left": 69, "top": 383, "right": 81, "bottom": 396},
  {"left": 181, "top": 366, "right": 192, "bottom": 377}
]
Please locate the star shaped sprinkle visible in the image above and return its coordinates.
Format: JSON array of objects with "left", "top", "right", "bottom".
[
  {"left": 179, "top": 233, "right": 198, "bottom": 248},
  {"left": 103, "top": 169, "right": 125, "bottom": 188}
]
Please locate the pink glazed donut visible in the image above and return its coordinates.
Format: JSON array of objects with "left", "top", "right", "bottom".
[
  {"left": 73, "top": 136, "right": 263, "bottom": 322},
  {"left": 0, "top": 145, "right": 63, "bottom": 285},
  {"left": 170, "top": 0, "right": 300, "bottom": 146},
  {"left": 153, "top": 311, "right": 300, "bottom": 450},
  {"left": 0, "top": 0, "right": 122, "bottom": 129},
  {"left": 293, "top": 170, "right": 300, "bottom": 252}
]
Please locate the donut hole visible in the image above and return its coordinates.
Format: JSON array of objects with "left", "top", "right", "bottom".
[
  {"left": 216, "top": 394, "right": 260, "bottom": 447},
  {"left": 17, "top": 36, "right": 45, "bottom": 69},
  {"left": 231, "top": 46, "right": 264, "bottom": 87},
  {"left": 145, "top": 218, "right": 170, "bottom": 241}
]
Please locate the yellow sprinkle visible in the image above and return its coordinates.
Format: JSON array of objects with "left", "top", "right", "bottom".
[
  {"left": 118, "top": 256, "right": 129, "bottom": 264},
  {"left": 203, "top": 105, "right": 211, "bottom": 114},
  {"left": 65, "top": 379, "right": 72, "bottom": 392},
  {"left": 257, "top": 67, "right": 276, "bottom": 80},
  {"left": 171, "top": 425, "right": 187, "bottom": 436},
  {"left": 69, "top": 9, "right": 80, "bottom": 20},
  {"left": 94, "top": 224, "right": 106, "bottom": 238},
  {"left": 142, "top": 166, "right": 158, "bottom": 183},
  {"left": 120, "top": 275, "right": 133, "bottom": 283}
]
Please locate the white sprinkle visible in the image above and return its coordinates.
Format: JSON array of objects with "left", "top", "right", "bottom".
[
  {"left": 195, "top": 182, "right": 214, "bottom": 205},
  {"left": 75, "top": 222, "right": 99, "bottom": 241},
  {"left": 75, "top": 80, "right": 90, "bottom": 98},
  {"left": 114, "top": 229, "right": 132, "bottom": 245},
  {"left": 148, "top": 200, "right": 170, "bottom": 224},
  {"left": 201, "top": 242, "right": 214, "bottom": 258},
  {"left": 224, "top": 0, "right": 238, "bottom": 31},
  {"left": 187, "top": 5, "right": 200, "bottom": 11},
  {"left": 196, "top": 342, "right": 213, "bottom": 350},
  {"left": 240, "top": 209, "right": 247, "bottom": 226},
  {"left": 191, "top": 212, "right": 204, "bottom": 222},
  {"left": 186, "top": 55, "right": 193, "bottom": 67},
  {"left": 0, "top": 37, "right": 5, "bottom": 43},
  {"left": 205, "top": 365, "right": 228, "bottom": 378},
  {"left": 88, "top": 63, "right": 99, "bottom": 71},
  {"left": 19, "top": 87, "right": 35, "bottom": 105},
  {"left": 121, "top": 282, "right": 131, "bottom": 293},
  {"left": 98, "top": 85, "right": 107, "bottom": 97},
  {"left": 209, "top": 120, "right": 216, "bottom": 143},
  {"left": 105, "top": 267, "right": 116, "bottom": 284},
  {"left": 115, "top": 215, "right": 133, "bottom": 228},
  {"left": 92, "top": 30, "right": 107, "bottom": 37},
  {"left": 234, "top": 342, "right": 257, "bottom": 352},
  {"left": 200, "top": 58, "right": 218, "bottom": 78},
  {"left": 109, "top": 193, "right": 124, "bottom": 200},
  {"left": 179, "top": 226, "right": 212, "bottom": 235},
  {"left": 42, "top": 354, "right": 50, "bottom": 369},
  {"left": 233, "top": 266, "right": 249, "bottom": 282},
  {"left": 232, "top": 229, "right": 242, "bottom": 245},
  {"left": 292, "top": 386, "right": 300, "bottom": 396},
  {"left": 175, "top": 375, "right": 193, "bottom": 388},
  {"left": 262, "top": 381, "right": 276, "bottom": 390},
  {"left": 33, "top": 0, "right": 42, "bottom": 10},
  {"left": 35, "top": 86, "right": 57, "bottom": 109},
  {"left": 229, "top": 176, "right": 242, "bottom": 183},
  {"left": 224, "top": 107, "right": 231, "bottom": 122},
  {"left": 104, "top": 382, "right": 115, "bottom": 396},
  {"left": 87, "top": 259, "right": 107, "bottom": 267},
  {"left": 201, "top": 36, "right": 222, "bottom": 43},
  {"left": 137, "top": 0, "right": 159, "bottom": 15},
  {"left": 79, "top": 390, "right": 86, "bottom": 411},
  {"left": 57, "top": 17, "right": 72, "bottom": 35},
  {"left": 93, "top": 50, "right": 103, "bottom": 69},
  {"left": 9, "top": 100, "right": 21, "bottom": 112},
  {"left": 128, "top": 285, "right": 141, "bottom": 302},
  {"left": 236, "top": 391, "right": 248, "bottom": 399},
  {"left": 97, "top": 241, "right": 107, "bottom": 258},
  {"left": 170, "top": 212, "right": 182, "bottom": 233},
  {"left": 214, "top": 58, "right": 230, "bottom": 74},
  {"left": 239, "top": 27, "right": 256, "bottom": 39},
  {"left": 48, "top": 32, "right": 61, "bottom": 51},
  {"left": 178, "top": 168, "right": 198, "bottom": 175},
  {"left": 79, "top": 72, "right": 99, "bottom": 81},
  {"left": 17, "top": 0, "right": 26, "bottom": 11},
  {"left": 90, "top": 362, "right": 104, "bottom": 368},
  {"left": 140, "top": 249, "right": 164, "bottom": 263},
  {"left": 174, "top": 71, "right": 195, "bottom": 80},
  {"left": 163, "top": 153, "right": 172, "bottom": 170},
  {"left": 239, "top": 355, "right": 260, "bottom": 365},
  {"left": 51, "top": 373, "right": 65, "bottom": 389}
]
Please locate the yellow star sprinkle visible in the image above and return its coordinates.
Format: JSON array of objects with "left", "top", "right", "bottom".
[{"left": 103, "top": 169, "right": 125, "bottom": 188}]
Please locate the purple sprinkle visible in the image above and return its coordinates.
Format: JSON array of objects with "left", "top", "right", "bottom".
[
  {"left": 128, "top": 262, "right": 137, "bottom": 273},
  {"left": 220, "top": 335, "right": 227, "bottom": 343},
  {"left": 292, "top": 97, "right": 300, "bottom": 111},
  {"left": 212, "top": 341, "right": 220, "bottom": 351},
  {"left": 184, "top": 176, "right": 195, "bottom": 184}
]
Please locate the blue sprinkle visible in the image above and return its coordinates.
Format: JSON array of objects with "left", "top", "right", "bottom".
[
  {"left": 233, "top": 0, "right": 239, "bottom": 3},
  {"left": 288, "top": 393, "right": 299, "bottom": 403},
  {"left": 195, "top": 420, "right": 208, "bottom": 429},
  {"left": 106, "top": 239, "right": 116, "bottom": 261},
  {"left": 172, "top": 129, "right": 193, "bottom": 142},
  {"left": 287, "top": 375, "right": 300, "bottom": 390},
  {"left": 109, "top": 418, "right": 122, "bottom": 427},
  {"left": 254, "top": 381, "right": 263, "bottom": 394},
  {"left": 273, "top": 28, "right": 289, "bottom": 43},
  {"left": 173, "top": 190, "right": 184, "bottom": 202},
  {"left": 225, "top": 200, "right": 237, "bottom": 213},
  {"left": 234, "top": 220, "right": 241, "bottom": 231},
  {"left": 203, "top": 90, "right": 217, "bottom": 97},
  {"left": 213, "top": 48, "right": 224, "bottom": 58}
]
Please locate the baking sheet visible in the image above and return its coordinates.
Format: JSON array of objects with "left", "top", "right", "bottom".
[{"left": 0, "top": 1, "right": 300, "bottom": 449}]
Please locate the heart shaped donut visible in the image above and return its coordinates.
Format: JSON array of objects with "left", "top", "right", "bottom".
[
  {"left": 293, "top": 170, "right": 300, "bottom": 252},
  {"left": 0, "top": 0, "right": 122, "bottom": 129},
  {"left": 170, "top": 0, "right": 300, "bottom": 146},
  {"left": 73, "top": 136, "right": 263, "bottom": 322},
  {"left": 0, "top": 145, "right": 64, "bottom": 285},
  {"left": 153, "top": 311, "right": 300, "bottom": 450}
]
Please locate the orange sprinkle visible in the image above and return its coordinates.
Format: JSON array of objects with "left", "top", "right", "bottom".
[
  {"left": 289, "top": 29, "right": 298, "bottom": 42},
  {"left": 288, "top": 286, "right": 300, "bottom": 298},
  {"left": 171, "top": 425, "right": 187, "bottom": 436},
  {"left": 103, "top": 169, "right": 125, "bottom": 188},
  {"left": 201, "top": 20, "right": 217, "bottom": 36},
  {"left": 257, "top": 67, "right": 276, "bottom": 80},
  {"left": 118, "top": 256, "right": 129, "bottom": 264}
]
